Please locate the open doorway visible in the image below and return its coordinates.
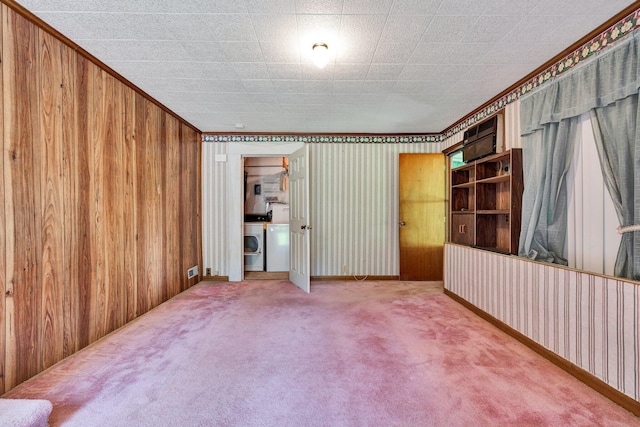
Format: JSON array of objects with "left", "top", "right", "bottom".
[{"left": 243, "top": 156, "right": 290, "bottom": 280}]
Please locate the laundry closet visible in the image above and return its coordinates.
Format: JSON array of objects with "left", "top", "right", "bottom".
[{"left": 243, "top": 157, "right": 290, "bottom": 273}]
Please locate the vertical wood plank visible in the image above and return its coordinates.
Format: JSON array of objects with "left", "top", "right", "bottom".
[
  {"left": 38, "top": 29, "right": 65, "bottom": 371},
  {"left": 112, "top": 78, "right": 126, "bottom": 329},
  {"left": 178, "top": 124, "right": 187, "bottom": 291},
  {"left": 164, "top": 115, "right": 180, "bottom": 299},
  {"left": 179, "top": 125, "right": 187, "bottom": 291},
  {"left": 61, "top": 42, "right": 78, "bottom": 357},
  {"left": 123, "top": 85, "right": 137, "bottom": 322},
  {"left": 87, "top": 61, "right": 101, "bottom": 343},
  {"left": 158, "top": 111, "right": 168, "bottom": 303},
  {"left": 0, "top": 4, "right": 5, "bottom": 395},
  {"left": 98, "top": 72, "right": 118, "bottom": 336},
  {"left": 73, "top": 54, "right": 92, "bottom": 351},
  {"left": 134, "top": 93, "right": 149, "bottom": 315},
  {"left": 180, "top": 124, "right": 201, "bottom": 290},
  {"left": 3, "top": 8, "right": 43, "bottom": 389},
  {"left": 146, "top": 103, "right": 162, "bottom": 308}
]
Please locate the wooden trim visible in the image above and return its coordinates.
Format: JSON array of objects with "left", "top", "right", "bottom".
[
  {"left": 441, "top": 1, "right": 640, "bottom": 136},
  {"left": 442, "top": 140, "right": 463, "bottom": 155},
  {"left": 311, "top": 275, "right": 400, "bottom": 281},
  {"left": 244, "top": 272, "right": 288, "bottom": 280},
  {"left": 0, "top": 0, "right": 201, "bottom": 134},
  {"left": 444, "top": 289, "right": 640, "bottom": 417},
  {"left": 202, "top": 276, "right": 230, "bottom": 282}
]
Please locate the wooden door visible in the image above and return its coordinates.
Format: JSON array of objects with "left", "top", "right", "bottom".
[
  {"left": 399, "top": 154, "right": 445, "bottom": 280},
  {"left": 288, "top": 144, "right": 310, "bottom": 293}
]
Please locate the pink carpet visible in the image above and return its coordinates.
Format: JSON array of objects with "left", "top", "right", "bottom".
[
  {"left": 0, "top": 399, "right": 52, "bottom": 427},
  {"left": 3, "top": 280, "right": 639, "bottom": 426}
]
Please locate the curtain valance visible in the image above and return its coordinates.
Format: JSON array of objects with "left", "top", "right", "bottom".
[{"left": 521, "top": 32, "right": 640, "bottom": 136}]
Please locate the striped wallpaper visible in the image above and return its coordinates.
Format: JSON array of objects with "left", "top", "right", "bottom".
[
  {"left": 445, "top": 243, "right": 640, "bottom": 402},
  {"left": 309, "top": 142, "right": 442, "bottom": 276},
  {"left": 202, "top": 142, "right": 229, "bottom": 277},
  {"left": 202, "top": 140, "right": 442, "bottom": 277}
]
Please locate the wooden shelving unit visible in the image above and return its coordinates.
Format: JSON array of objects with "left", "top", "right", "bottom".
[{"left": 449, "top": 149, "right": 523, "bottom": 254}]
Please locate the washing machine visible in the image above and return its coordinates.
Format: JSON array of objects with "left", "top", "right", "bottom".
[{"left": 244, "top": 223, "right": 264, "bottom": 271}]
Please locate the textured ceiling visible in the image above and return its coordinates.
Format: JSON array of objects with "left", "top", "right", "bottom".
[{"left": 16, "top": 0, "right": 638, "bottom": 134}]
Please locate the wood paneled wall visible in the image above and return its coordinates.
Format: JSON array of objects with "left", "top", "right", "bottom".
[{"left": 0, "top": 5, "right": 202, "bottom": 393}]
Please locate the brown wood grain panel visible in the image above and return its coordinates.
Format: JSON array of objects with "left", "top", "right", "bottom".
[
  {"left": 87, "top": 63, "right": 105, "bottom": 343},
  {"left": 178, "top": 124, "right": 188, "bottom": 292},
  {"left": 145, "top": 101, "right": 163, "bottom": 309},
  {"left": 38, "top": 29, "right": 65, "bottom": 371},
  {"left": 112, "top": 79, "right": 126, "bottom": 330},
  {"left": 158, "top": 111, "right": 169, "bottom": 303},
  {"left": 97, "top": 70, "right": 118, "bottom": 337},
  {"left": 180, "top": 124, "right": 201, "bottom": 290},
  {"left": 134, "top": 93, "right": 149, "bottom": 315},
  {"left": 3, "top": 8, "right": 43, "bottom": 389},
  {"left": 0, "top": 4, "right": 5, "bottom": 394},
  {"left": 476, "top": 214, "right": 497, "bottom": 249},
  {"left": 496, "top": 214, "right": 510, "bottom": 252},
  {"left": 476, "top": 183, "right": 496, "bottom": 211},
  {"left": 61, "top": 41, "right": 79, "bottom": 357},
  {"left": 164, "top": 115, "right": 181, "bottom": 299},
  {"left": 495, "top": 181, "right": 510, "bottom": 211},
  {"left": 73, "top": 54, "right": 92, "bottom": 351},
  {"left": 122, "top": 85, "right": 137, "bottom": 322}
]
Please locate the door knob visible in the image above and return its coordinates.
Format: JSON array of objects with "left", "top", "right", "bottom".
[
  {"left": 399, "top": 221, "right": 407, "bottom": 227},
  {"left": 301, "top": 225, "right": 312, "bottom": 230}
]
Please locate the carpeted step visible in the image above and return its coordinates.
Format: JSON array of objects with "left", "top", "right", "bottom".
[{"left": 0, "top": 398, "right": 53, "bottom": 427}]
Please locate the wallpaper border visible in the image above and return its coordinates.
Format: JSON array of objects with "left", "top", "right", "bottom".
[{"left": 202, "top": 134, "right": 440, "bottom": 143}]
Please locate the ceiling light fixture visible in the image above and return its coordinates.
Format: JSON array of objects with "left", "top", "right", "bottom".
[{"left": 312, "top": 43, "right": 329, "bottom": 69}]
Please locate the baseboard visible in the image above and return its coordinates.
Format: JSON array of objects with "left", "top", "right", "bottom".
[
  {"left": 311, "top": 275, "right": 400, "bottom": 281},
  {"left": 201, "top": 275, "right": 401, "bottom": 282},
  {"left": 202, "top": 276, "right": 229, "bottom": 282},
  {"left": 244, "top": 272, "right": 288, "bottom": 280},
  {"left": 444, "top": 289, "right": 640, "bottom": 417}
]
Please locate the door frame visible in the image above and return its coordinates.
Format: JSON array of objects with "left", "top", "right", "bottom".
[{"left": 227, "top": 142, "right": 304, "bottom": 281}]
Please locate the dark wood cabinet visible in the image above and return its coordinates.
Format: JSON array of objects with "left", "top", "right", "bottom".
[
  {"left": 451, "top": 213, "right": 475, "bottom": 246},
  {"left": 449, "top": 149, "right": 523, "bottom": 254}
]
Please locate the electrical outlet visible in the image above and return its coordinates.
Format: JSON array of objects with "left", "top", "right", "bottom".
[
  {"left": 205, "top": 268, "right": 211, "bottom": 276},
  {"left": 187, "top": 266, "right": 198, "bottom": 279},
  {"left": 342, "top": 265, "right": 347, "bottom": 273}
]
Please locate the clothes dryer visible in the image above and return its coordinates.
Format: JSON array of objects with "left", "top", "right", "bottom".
[{"left": 244, "top": 223, "right": 264, "bottom": 271}]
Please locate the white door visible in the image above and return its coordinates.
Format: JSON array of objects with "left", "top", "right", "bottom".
[{"left": 288, "top": 144, "right": 310, "bottom": 292}]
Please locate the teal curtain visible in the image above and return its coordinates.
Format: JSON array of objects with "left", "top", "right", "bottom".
[
  {"left": 591, "top": 96, "right": 640, "bottom": 280},
  {"left": 519, "top": 117, "right": 578, "bottom": 264},
  {"left": 519, "top": 31, "right": 640, "bottom": 277}
]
